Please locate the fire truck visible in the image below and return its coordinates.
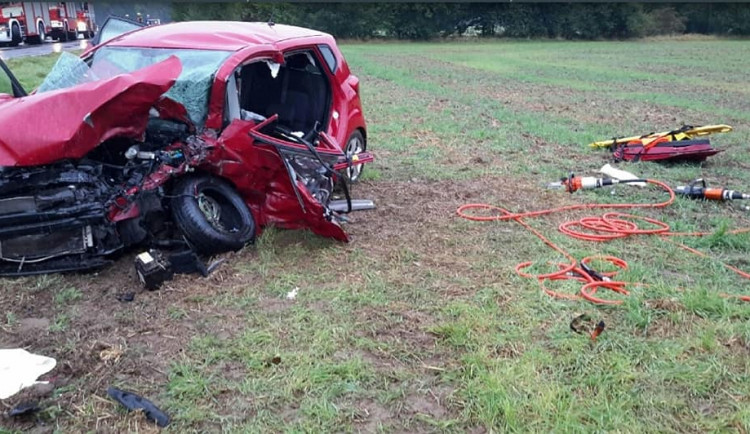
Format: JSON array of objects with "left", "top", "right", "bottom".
[
  {"left": 0, "top": 2, "right": 51, "bottom": 46},
  {"left": 0, "top": 2, "right": 94, "bottom": 46},
  {"left": 47, "top": 2, "right": 95, "bottom": 41}
]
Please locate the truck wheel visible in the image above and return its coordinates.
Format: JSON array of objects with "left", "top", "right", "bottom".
[
  {"left": 10, "top": 23, "right": 21, "bottom": 46},
  {"left": 29, "top": 22, "right": 44, "bottom": 44},
  {"left": 171, "top": 176, "right": 255, "bottom": 255}
]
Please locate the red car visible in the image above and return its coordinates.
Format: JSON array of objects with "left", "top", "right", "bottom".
[{"left": 0, "top": 19, "right": 373, "bottom": 275}]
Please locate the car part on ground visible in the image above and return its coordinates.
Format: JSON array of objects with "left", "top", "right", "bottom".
[
  {"left": 134, "top": 250, "right": 173, "bottom": 290},
  {"left": 7, "top": 402, "right": 42, "bottom": 418},
  {"left": 107, "top": 387, "right": 170, "bottom": 427}
]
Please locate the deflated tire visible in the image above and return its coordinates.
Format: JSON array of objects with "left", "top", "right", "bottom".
[{"left": 171, "top": 176, "right": 255, "bottom": 255}]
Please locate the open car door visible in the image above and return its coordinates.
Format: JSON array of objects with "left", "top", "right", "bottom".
[{"left": 91, "top": 15, "right": 145, "bottom": 46}]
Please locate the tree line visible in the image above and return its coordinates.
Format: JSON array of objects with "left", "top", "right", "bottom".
[{"left": 171, "top": 3, "right": 750, "bottom": 39}]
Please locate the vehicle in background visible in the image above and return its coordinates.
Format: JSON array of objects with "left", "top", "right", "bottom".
[
  {"left": 0, "top": 1, "right": 51, "bottom": 46},
  {"left": 48, "top": 1, "right": 95, "bottom": 41}
]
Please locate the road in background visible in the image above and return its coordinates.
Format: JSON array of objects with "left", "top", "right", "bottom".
[{"left": 0, "top": 40, "right": 89, "bottom": 60}]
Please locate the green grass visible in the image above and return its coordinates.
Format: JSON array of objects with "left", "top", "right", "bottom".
[
  {"left": 5, "top": 52, "right": 64, "bottom": 91},
  {"left": 1, "top": 38, "right": 750, "bottom": 432}
]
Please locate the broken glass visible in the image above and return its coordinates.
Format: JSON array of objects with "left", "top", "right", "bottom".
[
  {"left": 37, "top": 52, "right": 98, "bottom": 93},
  {"left": 37, "top": 48, "right": 232, "bottom": 127},
  {"left": 90, "top": 47, "right": 232, "bottom": 126}
]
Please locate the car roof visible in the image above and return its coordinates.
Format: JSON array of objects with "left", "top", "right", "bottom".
[{"left": 106, "top": 21, "right": 328, "bottom": 51}]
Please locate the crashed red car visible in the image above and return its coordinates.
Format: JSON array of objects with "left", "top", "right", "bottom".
[{"left": 0, "top": 19, "right": 373, "bottom": 275}]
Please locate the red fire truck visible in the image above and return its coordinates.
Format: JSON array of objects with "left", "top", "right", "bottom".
[
  {"left": 0, "top": 2, "right": 94, "bottom": 46},
  {"left": 47, "top": 2, "right": 95, "bottom": 41},
  {"left": 0, "top": 2, "right": 51, "bottom": 46}
]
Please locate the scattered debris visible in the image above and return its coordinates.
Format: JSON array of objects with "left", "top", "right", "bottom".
[
  {"left": 116, "top": 292, "right": 135, "bottom": 302},
  {"left": 286, "top": 287, "right": 300, "bottom": 300},
  {"left": 570, "top": 313, "right": 594, "bottom": 335},
  {"left": 107, "top": 387, "right": 170, "bottom": 428},
  {"left": 570, "top": 314, "right": 606, "bottom": 341},
  {"left": 134, "top": 250, "right": 173, "bottom": 290},
  {"left": 0, "top": 349, "right": 56, "bottom": 400},
  {"left": 7, "top": 402, "right": 41, "bottom": 418},
  {"left": 98, "top": 344, "right": 125, "bottom": 365},
  {"left": 265, "top": 355, "right": 282, "bottom": 367}
]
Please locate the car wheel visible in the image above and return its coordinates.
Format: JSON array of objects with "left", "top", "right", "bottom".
[
  {"left": 344, "top": 130, "right": 366, "bottom": 182},
  {"left": 171, "top": 176, "right": 255, "bottom": 255},
  {"left": 10, "top": 23, "right": 21, "bottom": 46}
]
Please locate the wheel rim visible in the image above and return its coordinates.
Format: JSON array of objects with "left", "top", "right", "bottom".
[
  {"left": 345, "top": 136, "right": 364, "bottom": 181},
  {"left": 198, "top": 193, "right": 223, "bottom": 230},
  {"left": 39, "top": 23, "right": 44, "bottom": 41}
]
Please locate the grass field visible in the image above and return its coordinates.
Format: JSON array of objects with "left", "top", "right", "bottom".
[{"left": 2, "top": 38, "right": 750, "bottom": 432}]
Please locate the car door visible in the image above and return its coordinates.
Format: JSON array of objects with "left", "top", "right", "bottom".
[
  {"left": 214, "top": 56, "right": 349, "bottom": 241},
  {"left": 90, "top": 15, "right": 144, "bottom": 46}
]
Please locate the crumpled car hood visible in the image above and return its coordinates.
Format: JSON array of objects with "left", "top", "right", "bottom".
[{"left": 0, "top": 56, "right": 182, "bottom": 167}]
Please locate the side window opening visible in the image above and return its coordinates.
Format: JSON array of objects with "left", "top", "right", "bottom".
[
  {"left": 236, "top": 50, "right": 331, "bottom": 135},
  {"left": 0, "top": 70, "right": 13, "bottom": 96},
  {"left": 318, "top": 44, "right": 337, "bottom": 73}
]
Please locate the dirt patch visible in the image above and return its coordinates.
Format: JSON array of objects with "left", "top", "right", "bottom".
[
  {"left": 353, "top": 398, "right": 393, "bottom": 432},
  {"left": 721, "top": 336, "right": 750, "bottom": 355},
  {"left": 642, "top": 315, "right": 694, "bottom": 339},
  {"left": 644, "top": 298, "right": 684, "bottom": 312},
  {"left": 16, "top": 317, "right": 50, "bottom": 335}
]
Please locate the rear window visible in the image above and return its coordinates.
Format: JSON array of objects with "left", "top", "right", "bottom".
[{"left": 318, "top": 44, "right": 337, "bottom": 73}]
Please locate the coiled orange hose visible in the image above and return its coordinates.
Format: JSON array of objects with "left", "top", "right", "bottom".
[{"left": 457, "top": 179, "right": 750, "bottom": 304}]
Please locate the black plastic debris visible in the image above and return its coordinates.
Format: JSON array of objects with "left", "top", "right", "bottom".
[
  {"left": 116, "top": 292, "right": 135, "bottom": 302},
  {"left": 8, "top": 402, "right": 41, "bottom": 418},
  {"left": 570, "top": 313, "right": 593, "bottom": 334},
  {"left": 107, "top": 387, "right": 170, "bottom": 427},
  {"left": 168, "top": 249, "right": 209, "bottom": 276}
]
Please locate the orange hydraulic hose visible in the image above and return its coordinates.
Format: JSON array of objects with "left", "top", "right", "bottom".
[{"left": 457, "top": 179, "right": 750, "bottom": 304}]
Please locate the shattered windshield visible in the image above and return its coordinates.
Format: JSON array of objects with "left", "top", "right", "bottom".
[{"left": 37, "top": 48, "right": 232, "bottom": 126}]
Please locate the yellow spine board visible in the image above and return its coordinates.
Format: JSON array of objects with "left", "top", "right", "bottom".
[{"left": 589, "top": 124, "right": 733, "bottom": 149}]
